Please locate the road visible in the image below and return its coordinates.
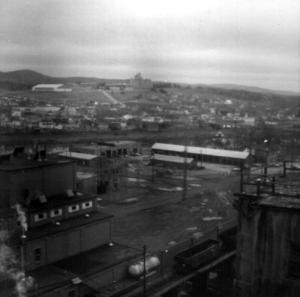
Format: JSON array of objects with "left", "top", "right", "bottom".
[{"left": 98, "top": 89, "right": 119, "bottom": 104}]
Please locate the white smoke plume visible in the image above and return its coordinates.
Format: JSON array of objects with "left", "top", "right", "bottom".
[
  {"left": 14, "top": 204, "right": 28, "bottom": 232},
  {"left": 0, "top": 230, "right": 34, "bottom": 297}
]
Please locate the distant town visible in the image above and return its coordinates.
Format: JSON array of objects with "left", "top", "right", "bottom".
[{"left": 0, "top": 69, "right": 299, "bottom": 297}]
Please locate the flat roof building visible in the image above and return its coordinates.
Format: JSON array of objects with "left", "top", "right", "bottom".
[
  {"left": 152, "top": 143, "right": 250, "bottom": 166},
  {"left": 32, "top": 84, "right": 72, "bottom": 92}
]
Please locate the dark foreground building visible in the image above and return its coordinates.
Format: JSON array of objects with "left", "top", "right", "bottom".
[
  {"left": 0, "top": 153, "right": 139, "bottom": 297},
  {"left": 235, "top": 172, "right": 300, "bottom": 297}
]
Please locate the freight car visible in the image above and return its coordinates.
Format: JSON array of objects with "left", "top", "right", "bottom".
[{"left": 174, "top": 239, "right": 219, "bottom": 274}]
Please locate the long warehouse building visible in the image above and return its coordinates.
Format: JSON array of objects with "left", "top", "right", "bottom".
[{"left": 151, "top": 143, "right": 250, "bottom": 166}]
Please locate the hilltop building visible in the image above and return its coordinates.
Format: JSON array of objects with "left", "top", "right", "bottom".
[
  {"left": 32, "top": 84, "right": 72, "bottom": 92},
  {"left": 130, "top": 73, "right": 153, "bottom": 90}
]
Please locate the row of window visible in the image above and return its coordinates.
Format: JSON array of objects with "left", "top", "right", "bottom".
[{"left": 33, "top": 200, "right": 94, "bottom": 222}]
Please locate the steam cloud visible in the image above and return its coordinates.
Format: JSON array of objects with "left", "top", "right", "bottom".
[
  {"left": 15, "top": 204, "right": 28, "bottom": 232},
  {"left": 0, "top": 231, "right": 34, "bottom": 297}
]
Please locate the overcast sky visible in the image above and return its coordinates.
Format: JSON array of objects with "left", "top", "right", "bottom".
[{"left": 1, "top": 0, "right": 300, "bottom": 91}]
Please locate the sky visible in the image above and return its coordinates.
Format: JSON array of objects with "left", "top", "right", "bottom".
[{"left": 0, "top": 0, "right": 300, "bottom": 91}]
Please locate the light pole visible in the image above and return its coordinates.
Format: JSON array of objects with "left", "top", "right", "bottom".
[{"left": 263, "top": 139, "right": 269, "bottom": 178}]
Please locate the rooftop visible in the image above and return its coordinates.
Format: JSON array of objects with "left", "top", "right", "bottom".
[
  {"left": 28, "top": 243, "right": 139, "bottom": 295},
  {"left": 59, "top": 151, "right": 99, "bottom": 161},
  {"left": 259, "top": 195, "right": 300, "bottom": 210},
  {"left": 11, "top": 210, "right": 113, "bottom": 243},
  {"left": 32, "top": 84, "right": 63, "bottom": 88},
  {"left": 0, "top": 158, "right": 72, "bottom": 171},
  {"left": 102, "top": 140, "right": 137, "bottom": 146},
  {"left": 26, "top": 192, "right": 98, "bottom": 212},
  {"left": 55, "top": 242, "right": 139, "bottom": 275},
  {"left": 152, "top": 143, "right": 249, "bottom": 160}
]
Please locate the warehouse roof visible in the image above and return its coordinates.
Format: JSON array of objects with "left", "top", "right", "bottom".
[
  {"left": 152, "top": 153, "right": 194, "bottom": 164},
  {"left": 152, "top": 143, "right": 249, "bottom": 160},
  {"left": 32, "top": 84, "right": 63, "bottom": 88},
  {"left": 59, "top": 151, "right": 98, "bottom": 161}
]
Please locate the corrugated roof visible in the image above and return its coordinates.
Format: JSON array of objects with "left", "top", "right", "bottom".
[
  {"left": 33, "top": 84, "right": 63, "bottom": 88},
  {"left": 153, "top": 154, "right": 194, "bottom": 164},
  {"left": 59, "top": 151, "right": 98, "bottom": 161},
  {"left": 152, "top": 143, "right": 249, "bottom": 160}
]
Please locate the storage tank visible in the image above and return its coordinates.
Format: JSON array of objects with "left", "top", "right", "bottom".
[{"left": 128, "top": 256, "right": 160, "bottom": 277}]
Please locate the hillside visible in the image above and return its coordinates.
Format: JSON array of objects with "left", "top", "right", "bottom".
[
  {"left": 0, "top": 69, "right": 59, "bottom": 84},
  {"left": 0, "top": 69, "right": 127, "bottom": 90},
  {"left": 0, "top": 70, "right": 299, "bottom": 107},
  {"left": 211, "top": 83, "right": 300, "bottom": 96}
]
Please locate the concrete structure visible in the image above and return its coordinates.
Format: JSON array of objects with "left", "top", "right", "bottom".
[
  {"left": 32, "top": 84, "right": 72, "bottom": 92},
  {"left": 152, "top": 143, "right": 250, "bottom": 167},
  {"left": 235, "top": 173, "right": 300, "bottom": 297},
  {"left": 69, "top": 143, "right": 137, "bottom": 193}
]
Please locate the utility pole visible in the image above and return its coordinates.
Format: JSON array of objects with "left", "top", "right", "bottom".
[
  {"left": 143, "top": 245, "right": 147, "bottom": 297},
  {"left": 239, "top": 164, "right": 244, "bottom": 193},
  {"left": 182, "top": 138, "right": 188, "bottom": 201},
  {"left": 263, "top": 139, "right": 269, "bottom": 179}
]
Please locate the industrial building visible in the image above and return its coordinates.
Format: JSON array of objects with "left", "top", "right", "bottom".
[
  {"left": 152, "top": 143, "right": 250, "bottom": 167},
  {"left": 58, "top": 151, "right": 103, "bottom": 194},
  {"left": 0, "top": 147, "right": 240, "bottom": 297},
  {"left": 32, "top": 84, "right": 72, "bottom": 92},
  {"left": 130, "top": 73, "right": 153, "bottom": 90},
  {"left": 71, "top": 141, "right": 140, "bottom": 158},
  {"left": 235, "top": 170, "right": 300, "bottom": 297},
  {"left": 0, "top": 154, "right": 143, "bottom": 297}
]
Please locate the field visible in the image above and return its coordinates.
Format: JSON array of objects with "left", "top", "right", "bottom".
[{"left": 99, "top": 159, "right": 239, "bottom": 252}]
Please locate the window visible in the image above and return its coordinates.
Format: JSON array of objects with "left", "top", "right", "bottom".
[
  {"left": 50, "top": 208, "right": 63, "bottom": 218},
  {"left": 289, "top": 241, "right": 300, "bottom": 278},
  {"left": 68, "top": 204, "right": 80, "bottom": 213},
  {"left": 34, "top": 248, "right": 42, "bottom": 263},
  {"left": 82, "top": 201, "right": 93, "bottom": 210},
  {"left": 34, "top": 212, "right": 47, "bottom": 222}
]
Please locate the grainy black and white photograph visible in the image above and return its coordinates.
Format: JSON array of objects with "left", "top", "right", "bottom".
[{"left": 0, "top": 0, "right": 299, "bottom": 296}]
